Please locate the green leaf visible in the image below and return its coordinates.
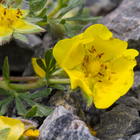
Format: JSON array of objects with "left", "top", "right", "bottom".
[
  {"left": 25, "top": 18, "right": 42, "bottom": 23},
  {"left": 37, "top": 8, "right": 47, "bottom": 18},
  {"left": 26, "top": 105, "right": 37, "bottom": 117},
  {"left": 31, "top": 0, "right": 48, "bottom": 13},
  {"left": 75, "top": 4, "right": 84, "bottom": 17},
  {"left": 66, "top": 16, "right": 101, "bottom": 21},
  {"left": 60, "top": 19, "right": 66, "bottom": 24},
  {"left": 36, "top": 58, "right": 47, "bottom": 72},
  {"left": 61, "top": 0, "right": 85, "bottom": 17},
  {"left": 15, "top": 96, "right": 27, "bottom": 116},
  {"left": 46, "top": 24, "right": 51, "bottom": 36},
  {"left": 81, "top": 90, "right": 93, "bottom": 106},
  {"left": 63, "top": 23, "right": 75, "bottom": 37},
  {"left": 0, "top": 128, "right": 10, "bottom": 137},
  {"left": 50, "top": 84, "right": 66, "bottom": 90},
  {"left": 29, "top": 88, "right": 52, "bottom": 99},
  {"left": 0, "top": 95, "right": 14, "bottom": 115},
  {"left": 45, "top": 49, "right": 53, "bottom": 69},
  {"left": 0, "top": 88, "right": 11, "bottom": 95},
  {"left": 29, "top": 0, "right": 40, "bottom": 4},
  {"left": 3, "top": 57, "right": 10, "bottom": 84},
  {"left": 19, "top": 93, "right": 53, "bottom": 117},
  {"left": 49, "top": 57, "right": 56, "bottom": 71},
  {"left": 13, "top": 32, "right": 28, "bottom": 43},
  {"left": 22, "top": 0, "right": 30, "bottom": 5}
]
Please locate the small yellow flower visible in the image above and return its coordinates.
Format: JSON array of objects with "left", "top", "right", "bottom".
[
  {"left": 0, "top": 2, "right": 44, "bottom": 44},
  {"left": 53, "top": 24, "right": 139, "bottom": 109},
  {"left": 24, "top": 129, "right": 39, "bottom": 137},
  {"left": 0, "top": 116, "right": 24, "bottom": 140}
]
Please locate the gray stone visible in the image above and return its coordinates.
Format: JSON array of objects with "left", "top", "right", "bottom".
[
  {"left": 93, "top": 104, "right": 140, "bottom": 140},
  {"left": 116, "top": 96, "right": 140, "bottom": 111},
  {"left": 0, "top": 40, "right": 34, "bottom": 72},
  {"left": 39, "top": 105, "right": 99, "bottom": 140},
  {"left": 130, "top": 133, "right": 140, "bottom": 140},
  {"left": 16, "top": 34, "right": 42, "bottom": 50},
  {"left": 74, "top": 89, "right": 105, "bottom": 127},
  {"left": 84, "top": 0, "right": 122, "bottom": 16},
  {"left": 48, "top": 91, "right": 85, "bottom": 121},
  {"left": 98, "top": 0, "right": 140, "bottom": 69}
]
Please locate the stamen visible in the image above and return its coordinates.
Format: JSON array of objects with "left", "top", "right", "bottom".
[
  {"left": 98, "top": 80, "right": 102, "bottom": 82},
  {"left": 88, "top": 45, "right": 96, "bottom": 53},
  {"left": 11, "top": 1, "right": 15, "bottom": 5},
  {"left": 98, "top": 72, "right": 104, "bottom": 76},
  {"left": 97, "top": 53, "right": 105, "bottom": 59}
]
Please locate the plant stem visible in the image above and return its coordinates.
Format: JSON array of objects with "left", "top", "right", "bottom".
[
  {"left": 0, "top": 77, "right": 39, "bottom": 82},
  {"left": 7, "top": 78, "right": 70, "bottom": 90},
  {"left": 49, "top": 78, "right": 70, "bottom": 84}
]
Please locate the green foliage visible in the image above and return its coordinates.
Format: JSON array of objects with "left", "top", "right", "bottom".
[
  {"left": 0, "top": 128, "right": 10, "bottom": 139},
  {"left": 0, "top": 57, "right": 53, "bottom": 117}
]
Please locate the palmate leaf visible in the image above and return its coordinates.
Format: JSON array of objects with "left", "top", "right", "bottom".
[
  {"left": 45, "top": 49, "right": 53, "bottom": 69},
  {"left": 50, "top": 84, "right": 66, "bottom": 90},
  {"left": 60, "top": 0, "right": 85, "bottom": 17},
  {"left": 27, "top": 88, "right": 52, "bottom": 99},
  {"left": 19, "top": 93, "right": 53, "bottom": 117},
  {"left": 36, "top": 58, "right": 47, "bottom": 72},
  {"left": 15, "top": 96, "right": 27, "bottom": 116},
  {"left": 31, "top": 0, "right": 48, "bottom": 13},
  {"left": 0, "top": 88, "right": 11, "bottom": 95},
  {"left": 3, "top": 57, "right": 10, "bottom": 84},
  {"left": 26, "top": 105, "right": 37, "bottom": 117},
  {"left": 0, "top": 95, "right": 14, "bottom": 115},
  {"left": 63, "top": 23, "right": 75, "bottom": 38},
  {"left": 13, "top": 32, "right": 28, "bottom": 43}
]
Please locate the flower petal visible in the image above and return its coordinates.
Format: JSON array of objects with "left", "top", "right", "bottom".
[
  {"left": 24, "top": 129, "right": 39, "bottom": 137},
  {"left": 12, "top": 9, "right": 29, "bottom": 18},
  {"left": 0, "top": 116, "right": 24, "bottom": 140},
  {"left": 0, "top": 27, "right": 13, "bottom": 44},
  {"left": 32, "top": 58, "right": 46, "bottom": 78},
  {"left": 93, "top": 70, "right": 134, "bottom": 108},
  {"left": 12, "top": 19, "right": 45, "bottom": 33}
]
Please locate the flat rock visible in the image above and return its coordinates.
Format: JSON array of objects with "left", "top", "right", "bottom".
[
  {"left": 93, "top": 104, "right": 140, "bottom": 140},
  {"left": 48, "top": 91, "right": 85, "bottom": 121},
  {"left": 39, "top": 105, "right": 99, "bottom": 140},
  {"left": 99, "top": 0, "right": 140, "bottom": 69}
]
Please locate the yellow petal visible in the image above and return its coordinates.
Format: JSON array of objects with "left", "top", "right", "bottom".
[
  {"left": 12, "top": 19, "right": 45, "bottom": 33},
  {"left": 24, "top": 129, "right": 39, "bottom": 137},
  {"left": 32, "top": 58, "right": 46, "bottom": 78},
  {"left": 93, "top": 70, "right": 134, "bottom": 108},
  {"left": 0, "top": 27, "right": 13, "bottom": 44},
  {"left": 0, "top": 116, "right": 24, "bottom": 140},
  {"left": 12, "top": 9, "right": 29, "bottom": 18},
  {"left": 83, "top": 24, "right": 113, "bottom": 41}
]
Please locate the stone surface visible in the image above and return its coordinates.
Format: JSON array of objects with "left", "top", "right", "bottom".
[
  {"left": 116, "top": 96, "right": 140, "bottom": 111},
  {"left": 39, "top": 105, "right": 99, "bottom": 140},
  {"left": 93, "top": 104, "right": 140, "bottom": 140},
  {"left": 16, "top": 34, "right": 42, "bottom": 50},
  {"left": 73, "top": 89, "right": 105, "bottom": 127},
  {"left": 0, "top": 40, "right": 34, "bottom": 72},
  {"left": 84, "top": 0, "right": 122, "bottom": 16},
  {"left": 48, "top": 91, "right": 85, "bottom": 121},
  {"left": 99, "top": 0, "right": 140, "bottom": 69}
]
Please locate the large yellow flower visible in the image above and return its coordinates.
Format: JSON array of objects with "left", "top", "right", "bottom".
[
  {"left": 0, "top": 3, "right": 44, "bottom": 44},
  {"left": 53, "top": 24, "right": 139, "bottom": 109}
]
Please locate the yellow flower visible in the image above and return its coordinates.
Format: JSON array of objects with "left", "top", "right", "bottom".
[
  {"left": 24, "top": 129, "right": 39, "bottom": 137},
  {"left": 32, "top": 57, "right": 46, "bottom": 78},
  {"left": 0, "top": 116, "right": 24, "bottom": 140},
  {"left": 0, "top": 2, "right": 44, "bottom": 44},
  {"left": 53, "top": 24, "right": 139, "bottom": 109}
]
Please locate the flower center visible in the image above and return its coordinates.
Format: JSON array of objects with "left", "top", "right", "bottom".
[
  {"left": 82, "top": 45, "right": 107, "bottom": 82},
  {"left": 0, "top": 2, "right": 23, "bottom": 27}
]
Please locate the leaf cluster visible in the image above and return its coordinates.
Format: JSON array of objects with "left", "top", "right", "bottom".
[
  {"left": 17, "top": 0, "right": 100, "bottom": 38},
  {"left": 0, "top": 57, "right": 53, "bottom": 117}
]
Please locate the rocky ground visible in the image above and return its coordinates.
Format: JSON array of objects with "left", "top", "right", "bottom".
[{"left": 1, "top": 0, "right": 140, "bottom": 140}]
